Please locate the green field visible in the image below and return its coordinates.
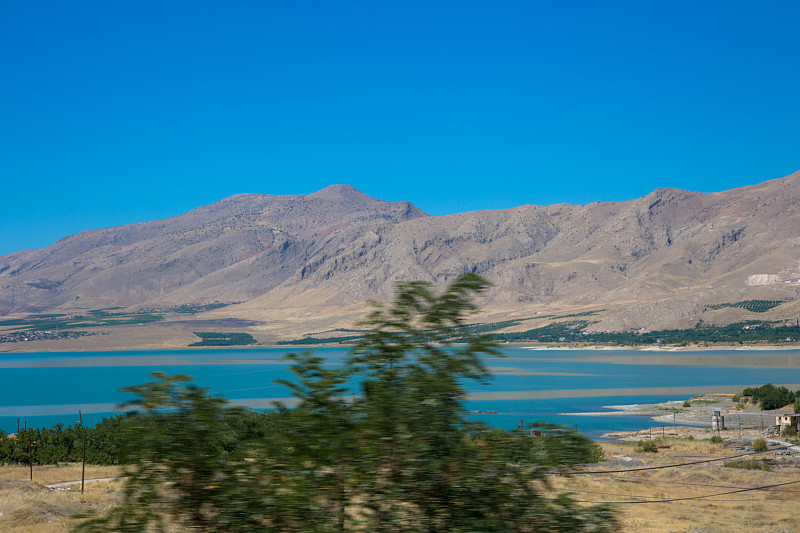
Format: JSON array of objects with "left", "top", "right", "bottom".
[
  {"left": 190, "top": 331, "right": 258, "bottom": 346},
  {"left": 707, "top": 299, "right": 784, "bottom": 313}
]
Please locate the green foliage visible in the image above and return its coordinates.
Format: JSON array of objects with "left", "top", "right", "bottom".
[
  {"left": 0, "top": 416, "right": 128, "bottom": 466},
  {"left": 742, "top": 383, "right": 796, "bottom": 410},
  {"left": 490, "top": 318, "right": 800, "bottom": 345},
  {"left": 753, "top": 437, "right": 768, "bottom": 452},
  {"left": 1, "top": 310, "right": 164, "bottom": 333},
  {"left": 783, "top": 425, "right": 798, "bottom": 437},
  {"left": 88, "top": 307, "right": 125, "bottom": 317},
  {"left": 731, "top": 393, "right": 742, "bottom": 402},
  {"left": 551, "top": 310, "right": 605, "bottom": 319},
  {"left": 708, "top": 300, "right": 784, "bottom": 313},
  {"left": 170, "top": 302, "right": 234, "bottom": 314},
  {"left": 635, "top": 440, "right": 658, "bottom": 453},
  {"left": 794, "top": 396, "right": 800, "bottom": 414},
  {"left": 683, "top": 401, "right": 691, "bottom": 407},
  {"left": 190, "top": 331, "right": 257, "bottom": 346},
  {"left": 276, "top": 334, "right": 363, "bottom": 345},
  {"left": 723, "top": 459, "right": 772, "bottom": 471},
  {"left": 76, "top": 274, "right": 617, "bottom": 533},
  {"left": 708, "top": 435, "right": 723, "bottom": 444}
]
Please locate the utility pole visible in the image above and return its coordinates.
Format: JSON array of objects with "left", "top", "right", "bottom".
[
  {"left": 79, "top": 410, "right": 86, "bottom": 496},
  {"left": 26, "top": 421, "right": 32, "bottom": 481},
  {"left": 738, "top": 413, "right": 741, "bottom": 437}
]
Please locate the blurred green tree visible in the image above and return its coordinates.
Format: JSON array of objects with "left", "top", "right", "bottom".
[{"left": 75, "top": 274, "right": 616, "bottom": 532}]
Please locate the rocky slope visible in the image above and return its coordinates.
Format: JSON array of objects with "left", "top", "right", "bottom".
[
  {"left": 2, "top": 172, "right": 800, "bottom": 337},
  {"left": 0, "top": 185, "right": 427, "bottom": 314}
]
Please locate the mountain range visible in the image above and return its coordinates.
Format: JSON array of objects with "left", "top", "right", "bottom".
[{"left": 2, "top": 172, "right": 800, "bottom": 348}]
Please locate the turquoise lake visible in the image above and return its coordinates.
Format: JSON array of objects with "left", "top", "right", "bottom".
[{"left": 2, "top": 347, "right": 800, "bottom": 438}]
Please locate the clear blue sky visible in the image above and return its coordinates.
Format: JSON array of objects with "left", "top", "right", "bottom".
[{"left": 1, "top": 1, "right": 798, "bottom": 256}]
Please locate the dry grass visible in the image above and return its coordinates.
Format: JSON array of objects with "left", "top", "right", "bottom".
[
  {"left": 0, "top": 463, "right": 121, "bottom": 485},
  {"left": 4, "top": 445, "right": 799, "bottom": 533},
  {"left": 0, "top": 464, "right": 123, "bottom": 532},
  {"left": 548, "top": 441, "right": 800, "bottom": 533}
]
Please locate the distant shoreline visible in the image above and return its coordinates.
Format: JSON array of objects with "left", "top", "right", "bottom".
[{"left": 3, "top": 339, "right": 800, "bottom": 354}]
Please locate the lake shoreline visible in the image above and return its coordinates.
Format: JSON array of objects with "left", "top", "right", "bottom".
[
  {"left": 567, "top": 392, "right": 797, "bottom": 441},
  {"left": 3, "top": 339, "right": 800, "bottom": 354}
]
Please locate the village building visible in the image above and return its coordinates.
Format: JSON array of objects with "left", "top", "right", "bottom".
[{"left": 775, "top": 413, "right": 800, "bottom": 433}]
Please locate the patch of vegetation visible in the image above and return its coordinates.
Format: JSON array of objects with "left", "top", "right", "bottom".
[
  {"left": 741, "top": 383, "right": 798, "bottom": 411},
  {"left": 461, "top": 317, "right": 532, "bottom": 334},
  {"left": 0, "top": 318, "right": 36, "bottom": 327},
  {"left": 0, "top": 416, "right": 128, "bottom": 465},
  {"left": 490, "top": 319, "right": 800, "bottom": 345},
  {"left": 708, "top": 300, "right": 784, "bottom": 313},
  {"left": 189, "top": 332, "right": 257, "bottom": 346},
  {"left": 635, "top": 440, "right": 658, "bottom": 453},
  {"left": 551, "top": 309, "right": 605, "bottom": 319},
  {"left": 683, "top": 401, "right": 691, "bottom": 408},
  {"left": 753, "top": 437, "right": 768, "bottom": 452},
  {"left": 708, "top": 435, "right": 723, "bottom": 444},
  {"left": 491, "top": 320, "right": 596, "bottom": 343},
  {"left": 167, "top": 302, "right": 236, "bottom": 314},
  {"left": 722, "top": 459, "right": 772, "bottom": 471},
  {"left": 0, "top": 310, "right": 164, "bottom": 332},
  {"left": 276, "top": 334, "right": 364, "bottom": 345},
  {"left": 88, "top": 307, "right": 125, "bottom": 317}
]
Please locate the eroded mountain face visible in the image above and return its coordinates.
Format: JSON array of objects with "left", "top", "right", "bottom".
[
  {"left": 2, "top": 172, "right": 800, "bottom": 332},
  {"left": 0, "top": 185, "right": 428, "bottom": 314}
]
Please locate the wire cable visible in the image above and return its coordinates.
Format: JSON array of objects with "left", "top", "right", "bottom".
[
  {"left": 604, "top": 474, "right": 800, "bottom": 493},
  {"left": 557, "top": 444, "right": 793, "bottom": 475},
  {"left": 567, "top": 478, "right": 800, "bottom": 504}
]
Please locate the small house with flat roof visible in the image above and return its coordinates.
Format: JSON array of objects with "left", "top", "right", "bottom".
[{"left": 775, "top": 414, "right": 800, "bottom": 433}]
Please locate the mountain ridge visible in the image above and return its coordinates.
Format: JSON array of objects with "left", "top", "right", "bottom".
[{"left": 2, "top": 174, "right": 800, "bottom": 344}]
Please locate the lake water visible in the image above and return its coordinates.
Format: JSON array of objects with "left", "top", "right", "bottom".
[{"left": 2, "top": 347, "right": 800, "bottom": 438}]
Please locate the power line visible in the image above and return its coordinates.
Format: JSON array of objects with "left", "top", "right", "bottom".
[
  {"left": 558, "top": 445, "right": 794, "bottom": 475},
  {"left": 560, "top": 487, "right": 777, "bottom": 502},
  {"left": 605, "top": 474, "right": 800, "bottom": 493},
  {"left": 566, "top": 478, "right": 800, "bottom": 505}
]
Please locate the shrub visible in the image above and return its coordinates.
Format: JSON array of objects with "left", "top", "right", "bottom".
[
  {"left": 723, "top": 459, "right": 771, "bottom": 471},
  {"left": 709, "top": 435, "right": 723, "bottom": 444},
  {"left": 753, "top": 437, "right": 767, "bottom": 452},
  {"left": 682, "top": 401, "right": 691, "bottom": 408},
  {"left": 782, "top": 425, "right": 798, "bottom": 437},
  {"left": 635, "top": 440, "right": 658, "bottom": 453},
  {"left": 731, "top": 393, "right": 742, "bottom": 402},
  {"left": 741, "top": 384, "right": 795, "bottom": 411}
]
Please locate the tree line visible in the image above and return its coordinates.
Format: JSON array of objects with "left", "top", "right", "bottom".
[{"left": 739, "top": 383, "right": 800, "bottom": 412}]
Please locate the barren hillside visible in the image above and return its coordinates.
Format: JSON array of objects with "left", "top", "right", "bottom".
[{"left": 2, "top": 172, "right": 800, "bottom": 345}]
